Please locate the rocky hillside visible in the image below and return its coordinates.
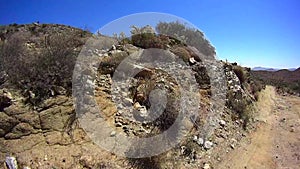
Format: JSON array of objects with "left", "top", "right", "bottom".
[
  {"left": 0, "top": 23, "right": 264, "bottom": 169},
  {"left": 252, "top": 68, "right": 300, "bottom": 95}
]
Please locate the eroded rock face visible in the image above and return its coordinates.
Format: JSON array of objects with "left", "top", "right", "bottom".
[
  {"left": 0, "top": 112, "right": 19, "bottom": 137},
  {"left": 0, "top": 29, "right": 261, "bottom": 168},
  {"left": 39, "top": 102, "right": 74, "bottom": 131},
  {"left": 0, "top": 92, "right": 115, "bottom": 169}
]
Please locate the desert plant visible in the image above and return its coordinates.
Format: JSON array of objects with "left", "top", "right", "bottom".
[
  {"left": 131, "top": 33, "right": 165, "bottom": 49},
  {"left": 99, "top": 51, "right": 129, "bottom": 75},
  {"left": 0, "top": 32, "right": 32, "bottom": 85},
  {"left": 129, "top": 25, "right": 169, "bottom": 49},
  {"left": 0, "top": 31, "right": 85, "bottom": 104},
  {"left": 170, "top": 46, "right": 191, "bottom": 62},
  {"left": 156, "top": 21, "right": 216, "bottom": 58},
  {"left": 128, "top": 155, "right": 161, "bottom": 169},
  {"left": 233, "top": 66, "right": 246, "bottom": 84}
]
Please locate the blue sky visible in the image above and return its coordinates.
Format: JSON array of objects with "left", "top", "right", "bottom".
[{"left": 1, "top": 0, "right": 299, "bottom": 68}]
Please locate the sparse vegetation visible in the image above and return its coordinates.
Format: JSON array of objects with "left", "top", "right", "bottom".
[
  {"left": 233, "top": 65, "right": 246, "bottom": 85},
  {"left": 224, "top": 63, "right": 265, "bottom": 129},
  {"left": 131, "top": 33, "right": 166, "bottom": 49},
  {"left": 252, "top": 68, "right": 300, "bottom": 95},
  {"left": 99, "top": 51, "right": 129, "bottom": 75},
  {"left": 0, "top": 22, "right": 279, "bottom": 169},
  {"left": 170, "top": 45, "right": 191, "bottom": 62},
  {"left": 156, "top": 21, "right": 216, "bottom": 58},
  {"left": 0, "top": 27, "right": 89, "bottom": 104}
]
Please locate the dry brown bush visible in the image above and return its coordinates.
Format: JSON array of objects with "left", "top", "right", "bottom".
[{"left": 0, "top": 31, "right": 85, "bottom": 104}]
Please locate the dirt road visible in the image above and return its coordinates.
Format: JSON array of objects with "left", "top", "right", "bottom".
[{"left": 216, "top": 86, "right": 300, "bottom": 169}]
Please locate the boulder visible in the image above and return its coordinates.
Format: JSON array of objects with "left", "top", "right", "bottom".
[
  {"left": 204, "top": 141, "right": 213, "bottom": 150},
  {"left": 40, "top": 105, "right": 74, "bottom": 131},
  {"left": 5, "top": 123, "right": 36, "bottom": 139},
  {"left": 0, "top": 112, "right": 19, "bottom": 137}
]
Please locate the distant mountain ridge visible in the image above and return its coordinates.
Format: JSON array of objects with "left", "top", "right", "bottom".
[
  {"left": 252, "top": 67, "right": 298, "bottom": 72},
  {"left": 251, "top": 67, "right": 300, "bottom": 95}
]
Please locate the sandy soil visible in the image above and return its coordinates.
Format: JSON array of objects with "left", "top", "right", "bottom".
[{"left": 216, "top": 86, "right": 300, "bottom": 169}]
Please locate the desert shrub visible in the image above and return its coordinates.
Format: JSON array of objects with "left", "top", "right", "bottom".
[
  {"left": 241, "top": 104, "right": 257, "bottom": 129},
  {"left": 291, "top": 81, "right": 300, "bottom": 93},
  {"left": 152, "top": 92, "right": 179, "bottom": 131},
  {"left": 193, "top": 66, "right": 211, "bottom": 89},
  {"left": 31, "top": 33, "right": 79, "bottom": 98},
  {"left": 98, "top": 51, "right": 129, "bottom": 75},
  {"left": 233, "top": 66, "right": 246, "bottom": 84},
  {"left": 250, "top": 80, "right": 265, "bottom": 100},
  {"left": 0, "top": 32, "right": 32, "bottom": 82},
  {"left": 170, "top": 46, "right": 191, "bottom": 62},
  {"left": 0, "top": 31, "right": 84, "bottom": 104},
  {"left": 129, "top": 25, "right": 170, "bottom": 49},
  {"left": 227, "top": 90, "right": 246, "bottom": 115},
  {"left": 226, "top": 89, "right": 255, "bottom": 129},
  {"left": 131, "top": 33, "right": 165, "bottom": 49},
  {"left": 128, "top": 156, "right": 161, "bottom": 169},
  {"left": 120, "top": 37, "right": 131, "bottom": 45},
  {"left": 156, "top": 21, "right": 216, "bottom": 58}
]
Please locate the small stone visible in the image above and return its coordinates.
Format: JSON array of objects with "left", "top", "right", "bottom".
[
  {"left": 204, "top": 141, "right": 213, "bottom": 150},
  {"left": 5, "top": 156, "right": 18, "bottom": 169},
  {"left": 230, "top": 144, "right": 235, "bottom": 149},
  {"left": 138, "top": 106, "right": 147, "bottom": 116},
  {"left": 219, "top": 119, "right": 226, "bottom": 127},
  {"left": 203, "top": 163, "right": 210, "bottom": 169},
  {"left": 193, "top": 135, "right": 198, "bottom": 142},
  {"left": 197, "top": 137, "right": 204, "bottom": 146},
  {"left": 112, "top": 45, "right": 116, "bottom": 50},
  {"left": 220, "top": 133, "right": 227, "bottom": 139},
  {"left": 180, "top": 146, "right": 186, "bottom": 155},
  {"left": 110, "top": 131, "right": 116, "bottom": 137},
  {"left": 133, "top": 102, "right": 142, "bottom": 109},
  {"left": 115, "top": 122, "right": 122, "bottom": 127},
  {"left": 121, "top": 92, "right": 128, "bottom": 97},
  {"left": 123, "top": 98, "right": 133, "bottom": 106},
  {"left": 189, "top": 57, "right": 196, "bottom": 64}
]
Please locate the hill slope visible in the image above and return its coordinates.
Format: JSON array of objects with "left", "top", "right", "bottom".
[
  {"left": 252, "top": 68, "right": 300, "bottom": 95},
  {"left": 0, "top": 23, "right": 264, "bottom": 169}
]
